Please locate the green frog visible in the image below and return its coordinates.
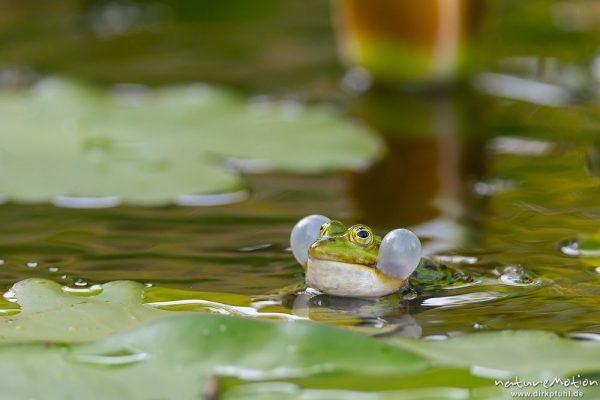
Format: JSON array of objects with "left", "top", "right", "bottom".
[{"left": 291, "top": 214, "right": 461, "bottom": 297}]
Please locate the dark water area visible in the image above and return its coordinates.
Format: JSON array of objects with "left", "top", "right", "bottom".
[
  {"left": 2, "top": 0, "right": 600, "bottom": 340},
  {"left": 0, "top": 0, "right": 341, "bottom": 99}
]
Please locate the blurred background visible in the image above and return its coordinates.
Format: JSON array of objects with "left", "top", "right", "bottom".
[{"left": 2, "top": 0, "right": 600, "bottom": 338}]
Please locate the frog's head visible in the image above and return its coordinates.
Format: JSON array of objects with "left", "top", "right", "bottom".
[
  {"left": 307, "top": 220, "right": 380, "bottom": 267},
  {"left": 290, "top": 215, "right": 422, "bottom": 297}
]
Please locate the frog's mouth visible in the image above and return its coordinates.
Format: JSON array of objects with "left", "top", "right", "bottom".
[
  {"left": 307, "top": 241, "right": 378, "bottom": 269},
  {"left": 307, "top": 248, "right": 376, "bottom": 269},
  {"left": 308, "top": 257, "right": 376, "bottom": 272},
  {"left": 302, "top": 256, "right": 370, "bottom": 273}
]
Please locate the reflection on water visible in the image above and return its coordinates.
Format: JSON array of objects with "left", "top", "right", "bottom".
[
  {"left": 284, "top": 292, "right": 422, "bottom": 337},
  {"left": 348, "top": 90, "right": 490, "bottom": 255}
]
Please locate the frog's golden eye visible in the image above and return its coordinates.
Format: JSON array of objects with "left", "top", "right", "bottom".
[{"left": 349, "top": 225, "right": 373, "bottom": 246}]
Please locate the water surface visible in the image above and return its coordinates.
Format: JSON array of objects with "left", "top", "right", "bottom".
[{"left": 1, "top": 0, "right": 600, "bottom": 339}]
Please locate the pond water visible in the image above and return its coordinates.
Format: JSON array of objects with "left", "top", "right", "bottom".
[
  {"left": 1, "top": 0, "right": 600, "bottom": 340},
  {"left": 1, "top": 92, "right": 599, "bottom": 339}
]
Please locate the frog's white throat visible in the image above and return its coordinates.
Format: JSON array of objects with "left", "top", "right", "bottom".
[{"left": 306, "top": 258, "right": 404, "bottom": 298}]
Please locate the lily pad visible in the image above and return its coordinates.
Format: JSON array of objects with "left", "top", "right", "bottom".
[
  {"left": 0, "top": 313, "right": 497, "bottom": 400},
  {"left": 0, "top": 78, "right": 381, "bottom": 206},
  {"left": 0, "top": 278, "right": 172, "bottom": 343},
  {"left": 2, "top": 281, "right": 600, "bottom": 399},
  {"left": 0, "top": 279, "right": 309, "bottom": 343},
  {"left": 391, "top": 330, "right": 600, "bottom": 379},
  {"left": 6, "top": 312, "right": 600, "bottom": 400}
]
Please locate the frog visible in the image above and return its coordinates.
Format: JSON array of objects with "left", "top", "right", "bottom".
[{"left": 290, "top": 214, "right": 463, "bottom": 298}]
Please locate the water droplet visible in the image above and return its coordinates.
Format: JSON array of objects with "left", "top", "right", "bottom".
[
  {"left": 0, "top": 259, "right": 5, "bottom": 265},
  {"left": 26, "top": 262, "right": 38, "bottom": 268},
  {"left": 498, "top": 265, "right": 540, "bottom": 286},
  {"left": 74, "top": 279, "right": 87, "bottom": 287},
  {"left": 48, "top": 267, "right": 59, "bottom": 273}
]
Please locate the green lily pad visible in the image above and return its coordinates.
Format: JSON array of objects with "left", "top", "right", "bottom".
[
  {"left": 3, "top": 280, "right": 600, "bottom": 399},
  {"left": 391, "top": 330, "right": 600, "bottom": 379},
  {"left": 0, "top": 279, "right": 310, "bottom": 343},
  {"left": 0, "top": 78, "right": 381, "bottom": 206},
  {"left": 0, "top": 313, "right": 500, "bottom": 400},
  {"left": 0, "top": 278, "right": 173, "bottom": 343}
]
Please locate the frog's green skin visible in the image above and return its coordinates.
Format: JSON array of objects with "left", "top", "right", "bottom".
[
  {"left": 308, "top": 221, "right": 379, "bottom": 267},
  {"left": 305, "top": 220, "right": 453, "bottom": 297}
]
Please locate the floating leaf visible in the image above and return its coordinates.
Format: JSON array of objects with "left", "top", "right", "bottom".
[
  {"left": 0, "top": 78, "right": 381, "bottom": 206},
  {"left": 0, "top": 279, "right": 172, "bottom": 343},
  {"left": 0, "top": 279, "right": 308, "bottom": 343},
  {"left": 391, "top": 330, "right": 600, "bottom": 379},
  {"left": 0, "top": 314, "right": 445, "bottom": 400},
  {"left": 3, "top": 285, "right": 600, "bottom": 399}
]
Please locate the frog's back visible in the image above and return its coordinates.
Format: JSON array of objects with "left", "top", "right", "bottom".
[{"left": 409, "top": 258, "right": 473, "bottom": 289}]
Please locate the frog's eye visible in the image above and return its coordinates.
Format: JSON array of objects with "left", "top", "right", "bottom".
[
  {"left": 291, "top": 214, "right": 331, "bottom": 265},
  {"left": 377, "top": 229, "right": 421, "bottom": 280},
  {"left": 349, "top": 225, "right": 374, "bottom": 246}
]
